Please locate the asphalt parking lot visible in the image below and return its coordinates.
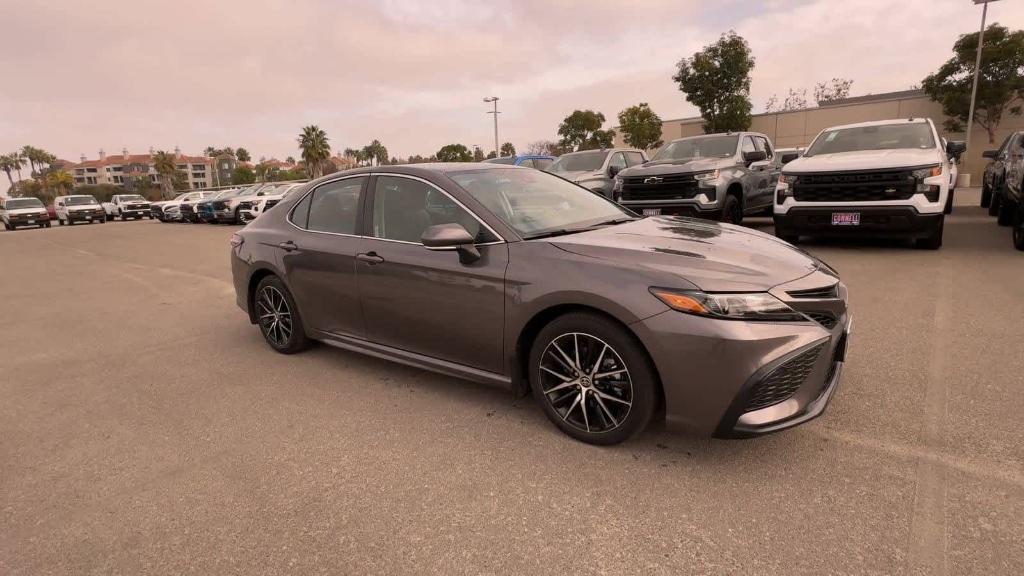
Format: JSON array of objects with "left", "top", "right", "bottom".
[{"left": 2, "top": 187, "right": 1022, "bottom": 575}]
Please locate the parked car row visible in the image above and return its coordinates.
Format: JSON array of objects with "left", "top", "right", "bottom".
[
  {"left": 152, "top": 182, "right": 306, "bottom": 225},
  {"left": 980, "top": 130, "right": 1024, "bottom": 251}
]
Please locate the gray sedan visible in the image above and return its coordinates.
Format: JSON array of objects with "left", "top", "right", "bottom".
[{"left": 230, "top": 163, "right": 850, "bottom": 444}]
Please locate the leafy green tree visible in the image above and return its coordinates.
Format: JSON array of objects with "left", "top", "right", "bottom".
[
  {"left": 255, "top": 163, "right": 270, "bottom": 182},
  {"left": 298, "top": 125, "right": 331, "bottom": 178},
  {"left": 152, "top": 151, "right": 179, "bottom": 199},
  {"left": 557, "top": 110, "right": 616, "bottom": 151},
  {"left": 46, "top": 170, "right": 73, "bottom": 195},
  {"left": 617, "top": 103, "right": 664, "bottom": 150},
  {"left": 923, "top": 24, "right": 1024, "bottom": 143},
  {"left": 472, "top": 146, "right": 486, "bottom": 162},
  {"left": 435, "top": 144, "right": 473, "bottom": 162},
  {"left": 814, "top": 78, "right": 854, "bottom": 105},
  {"left": 362, "top": 140, "right": 388, "bottom": 166},
  {"left": 500, "top": 142, "right": 516, "bottom": 157},
  {"left": 236, "top": 148, "right": 251, "bottom": 162},
  {"left": 286, "top": 156, "right": 296, "bottom": 164},
  {"left": 232, "top": 165, "right": 256, "bottom": 184},
  {"left": 672, "top": 31, "right": 755, "bottom": 133},
  {"left": 486, "top": 151, "right": 497, "bottom": 159}
]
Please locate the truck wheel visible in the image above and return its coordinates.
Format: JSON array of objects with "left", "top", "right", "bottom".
[
  {"left": 981, "top": 182, "right": 992, "bottom": 208},
  {"left": 915, "top": 217, "right": 944, "bottom": 250},
  {"left": 988, "top": 188, "right": 1002, "bottom": 217},
  {"left": 721, "top": 195, "right": 742, "bottom": 225},
  {"left": 58, "top": 218, "right": 65, "bottom": 226},
  {"left": 3, "top": 221, "right": 11, "bottom": 231},
  {"left": 44, "top": 221, "right": 51, "bottom": 228},
  {"left": 997, "top": 199, "right": 1016, "bottom": 227}
]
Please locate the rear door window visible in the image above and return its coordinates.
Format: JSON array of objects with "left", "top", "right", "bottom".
[
  {"left": 625, "top": 152, "right": 645, "bottom": 166},
  {"left": 305, "top": 177, "right": 366, "bottom": 234}
]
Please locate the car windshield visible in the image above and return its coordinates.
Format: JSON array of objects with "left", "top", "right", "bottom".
[
  {"left": 481, "top": 156, "right": 515, "bottom": 165},
  {"left": 546, "top": 151, "right": 609, "bottom": 174},
  {"left": 256, "top": 186, "right": 283, "bottom": 196},
  {"left": 806, "top": 122, "right": 936, "bottom": 156},
  {"left": 6, "top": 198, "right": 44, "bottom": 209},
  {"left": 450, "top": 168, "right": 633, "bottom": 238},
  {"left": 118, "top": 195, "right": 145, "bottom": 202},
  {"left": 66, "top": 196, "right": 99, "bottom": 206},
  {"left": 215, "top": 189, "right": 244, "bottom": 199},
  {"left": 653, "top": 135, "right": 738, "bottom": 161}
]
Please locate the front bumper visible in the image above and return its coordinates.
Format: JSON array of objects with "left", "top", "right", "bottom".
[
  {"left": 632, "top": 271, "right": 849, "bottom": 437},
  {"left": 774, "top": 206, "right": 942, "bottom": 239},
  {"left": 212, "top": 208, "right": 237, "bottom": 223},
  {"left": 68, "top": 211, "right": 105, "bottom": 222},
  {"left": 8, "top": 215, "right": 49, "bottom": 226},
  {"left": 120, "top": 209, "right": 148, "bottom": 218},
  {"left": 621, "top": 200, "right": 723, "bottom": 220}
]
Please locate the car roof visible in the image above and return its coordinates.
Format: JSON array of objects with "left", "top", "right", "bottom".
[{"left": 824, "top": 118, "right": 932, "bottom": 131}]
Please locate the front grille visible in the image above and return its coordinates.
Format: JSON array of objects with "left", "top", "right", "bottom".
[
  {"left": 181, "top": 204, "right": 195, "bottom": 214},
  {"left": 151, "top": 206, "right": 164, "bottom": 216},
  {"left": 237, "top": 201, "right": 253, "bottom": 210},
  {"left": 621, "top": 173, "right": 700, "bottom": 201},
  {"left": 804, "top": 312, "right": 838, "bottom": 330},
  {"left": 127, "top": 204, "right": 147, "bottom": 210},
  {"left": 792, "top": 169, "right": 917, "bottom": 202},
  {"left": 787, "top": 284, "right": 839, "bottom": 299},
  {"left": 745, "top": 343, "right": 825, "bottom": 412},
  {"left": 264, "top": 199, "right": 280, "bottom": 209},
  {"left": 213, "top": 201, "right": 228, "bottom": 210}
]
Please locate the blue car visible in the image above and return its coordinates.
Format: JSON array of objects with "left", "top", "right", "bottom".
[{"left": 481, "top": 154, "right": 556, "bottom": 170}]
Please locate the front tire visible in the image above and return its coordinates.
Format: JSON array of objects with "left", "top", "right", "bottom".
[
  {"left": 1013, "top": 205, "right": 1024, "bottom": 252},
  {"left": 989, "top": 186, "right": 1002, "bottom": 217},
  {"left": 997, "top": 199, "right": 1016, "bottom": 227},
  {"left": 915, "top": 216, "right": 944, "bottom": 250},
  {"left": 528, "top": 312, "right": 657, "bottom": 445},
  {"left": 720, "top": 195, "right": 742, "bottom": 225},
  {"left": 981, "top": 182, "right": 992, "bottom": 208},
  {"left": 944, "top": 189, "right": 954, "bottom": 214},
  {"left": 254, "top": 276, "right": 310, "bottom": 354}
]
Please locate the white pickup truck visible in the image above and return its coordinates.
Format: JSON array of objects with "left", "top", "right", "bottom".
[{"left": 102, "top": 194, "right": 153, "bottom": 221}]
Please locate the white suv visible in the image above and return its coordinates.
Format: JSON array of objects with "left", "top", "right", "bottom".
[{"left": 774, "top": 118, "right": 964, "bottom": 250}]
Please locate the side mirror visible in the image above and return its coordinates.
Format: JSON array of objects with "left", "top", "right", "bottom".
[
  {"left": 945, "top": 140, "right": 966, "bottom": 160},
  {"left": 982, "top": 149, "right": 998, "bottom": 159},
  {"left": 608, "top": 164, "right": 622, "bottom": 177},
  {"left": 421, "top": 223, "right": 480, "bottom": 263},
  {"left": 780, "top": 152, "right": 799, "bottom": 164},
  {"left": 742, "top": 150, "right": 768, "bottom": 163}
]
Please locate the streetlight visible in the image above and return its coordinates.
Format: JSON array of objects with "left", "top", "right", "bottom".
[
  {"left": 483, "top": 96, "right": 500, "bottom": 158},
  {"left": 966, "top": 0, "right": 1000, "bottom": 158}
]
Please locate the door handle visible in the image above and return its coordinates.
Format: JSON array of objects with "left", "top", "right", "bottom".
[
  {"left": 277, "top": 240, "right": 298, "bottom": 252},
  {"left": 357, "top": 252, "right": 385, "bottom": 265}
]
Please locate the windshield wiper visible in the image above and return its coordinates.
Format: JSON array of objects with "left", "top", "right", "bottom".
[
  {"left": 523, "top": 228, "right": 590, "bottom": 240},
  {"left": 589, "top": 217, "right": 637, "bottom": 227}
]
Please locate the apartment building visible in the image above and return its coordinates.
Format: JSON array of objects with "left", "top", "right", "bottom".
[{"left": 71, "top": 147, "right": 214, "bottom": 189}]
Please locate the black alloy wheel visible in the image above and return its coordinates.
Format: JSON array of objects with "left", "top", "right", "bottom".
[{"left": 254, "top": 276, "right": 310, "bottom": 354}]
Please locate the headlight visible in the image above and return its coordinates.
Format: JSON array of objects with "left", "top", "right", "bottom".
[
  {"left": 694, "top": 169, "right": 720, "bottom": 181},
  {"left": 912, "top": 164, "right": 942, "bottom": 200},
  {"left": 613, "top": 176, "right": 623, "bottom": 193},
  {"left": 911, "top": 165, "right": 942, "bottom": 181},
  {"left": 778, "top": 173, "right": 798, "bottom": 185},
  {"left": 650, "top": 288, "right": 806, "bottom": 322}
]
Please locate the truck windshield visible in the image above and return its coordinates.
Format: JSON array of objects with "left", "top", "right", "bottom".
[
  {"left": 806, "top": 123, "right": 936, "bottom": 156},
  {"left": 547, "top": 151, "right": 609, "bottom": 173},
  {"left": 5, "top": 198, "right": 44, "bottom": 209},
  {"left": 653, "top": 135, "right": 738, "bottom": 161},
  {"left": 66, "top": 196, "right": 99, "bottom": 206},
  {"left": 118, "top": 195, "right": 145, "bottom": 202}
]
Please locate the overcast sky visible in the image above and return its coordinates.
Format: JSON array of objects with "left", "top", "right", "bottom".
[{"left": 1, "top": 0, "right": 1021, "bottom": 162}]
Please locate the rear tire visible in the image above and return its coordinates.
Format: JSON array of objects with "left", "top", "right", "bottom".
[
  {"left": 915, "top": 216, "right": 944, "bottom": 250},
  {"left": 720, "top": 195, "right": 742, "bottom": 225},
  {"left": 989, "top": 186, "right": 1002, "bottom": 216},
  {"left": 528, "top": 312, "right": 658, "bottom": 445},
  {"left": 981, "top": 182, "right": 992, "bottom": 208},
  {"left": 997, "top": 199, "right": 1016, "bottom": 227},
  {"left": 254, "top": 276, "right": 311, "bottom": 354},
  {"left": 1013, "top": 206, "right": 1024, "bottom": 252}
]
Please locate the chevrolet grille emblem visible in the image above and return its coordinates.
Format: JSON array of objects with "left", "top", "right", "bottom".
[{"left": 644, "top": 177, "right": 663, "bottom": 184}]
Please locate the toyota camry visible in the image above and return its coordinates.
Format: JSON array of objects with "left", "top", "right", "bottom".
[{"left": 230, "top": 164, "right": 851, "bottom": 445}]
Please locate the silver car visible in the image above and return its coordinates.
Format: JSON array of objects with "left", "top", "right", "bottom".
[{"left": 545, "top": 148, "right": 648, "bottom": 198}]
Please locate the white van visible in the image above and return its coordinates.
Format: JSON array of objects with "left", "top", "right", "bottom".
[
  {"left": 54, "top": 194, "right": 107, "bottom": 226},
  {"left": 1, "top": 196, "right": 51, "bottom": 230}
]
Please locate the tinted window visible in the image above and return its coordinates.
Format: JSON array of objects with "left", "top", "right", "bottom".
[
  {"left": 290, "top": 192, "right": 311, "bottom": 227},
  {"left": 306, "top": 177, "right": 365, "bottom": 234},
  {"left": 371, "top": 175, "right": 493, "bottom": 244},
  {"left": 547, "top": 151, "right": 609, "bottom": 173},
  {"left": 653, "top": 135, "right": 739, "bottom": 161},
  {"left": 761, "top": 138, "right": 773, "bottom": 158},
  {"left": 625, "top": 152, "right": 644, "bottom": 166},
  {"left": 806, "top": 122, "right": 936, "bottom": 156},
  {"left": 609, "top": 153, "right": 627, "bottom": 172},
  {"left": 533, "top": 158, "right": 554, "bottom": 170},
  {"left": 5, "top": 198, "right": 44, "bottom": 209},
  {"left": 517, "top": 159, "right": 536, "bottom": 168},
  {"left": 741, "top": 137, "right": 756, "bottom": 154}
]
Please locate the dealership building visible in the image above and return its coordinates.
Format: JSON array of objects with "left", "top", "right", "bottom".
[{"left": 617, "top": 89, "right": 1024, "bottom": 184}]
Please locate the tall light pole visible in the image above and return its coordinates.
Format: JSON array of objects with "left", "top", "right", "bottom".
[
  {"left": 483, "top": 97, "right": 500, "bottom": 158},
  {"left": 966, "top": 0, "right": 999, "bottom": 158}
]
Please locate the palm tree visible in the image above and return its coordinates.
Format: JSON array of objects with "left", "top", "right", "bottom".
[
  {"left": 236, "top": 148, "right": 251, "bottom": 163},
  {"left": 46, "top": 170, "right": 74, "bottom": 195},
  {"left": 255, "top": 162, "right": 270, "bottom": 182},
  {"left": 21, "top": 146, "right": 39, "bottom": 176},
  {"left": 152, "top": 151, "right": 178, "bottom": 199},
  {"left": 298, "top": 125, "right": 330, "bottom": 178},
  {"left": 10, "top": 151, "right": 26, "bottom": 182},
  {"left": 0, "top": 154, "right": 16, "bottom": 192}
]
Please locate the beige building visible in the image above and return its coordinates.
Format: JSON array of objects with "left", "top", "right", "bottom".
[
  {"left": 616, "top": 89, "right": 1024, "bottom": 183},
  {"left": 71, "top": 147, "right": 214, "bottom": 189}
]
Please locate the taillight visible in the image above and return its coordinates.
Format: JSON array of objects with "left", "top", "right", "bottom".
[{"left": 229, "top": 233, "right": 244, "bottom": 248}]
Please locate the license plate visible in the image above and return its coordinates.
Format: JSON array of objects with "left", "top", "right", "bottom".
[
  {"left": 642, "top": 208, "right": 662, "bottom": 216},
  {"left": 831, "top": 212, "right": 860, "bottom": 226},
  {"left": 26, "top": 220, "right": 35, "bottom": 224}
]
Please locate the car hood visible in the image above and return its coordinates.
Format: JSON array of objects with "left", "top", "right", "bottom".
[
  {"left": 6, "top": 207, "right": 48, "bottom": 215},
  {"left": 620, "top": 157, "right": 731, "bottom": 177},
  {"left": 546, "top": 217, "right": 820, "bottom": 292},
  {"left": 785, "top": 148, "right": 942, "bottom": 173},
  {"left": 554, "top": 170, "right": 606, "bottom": 182}
]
